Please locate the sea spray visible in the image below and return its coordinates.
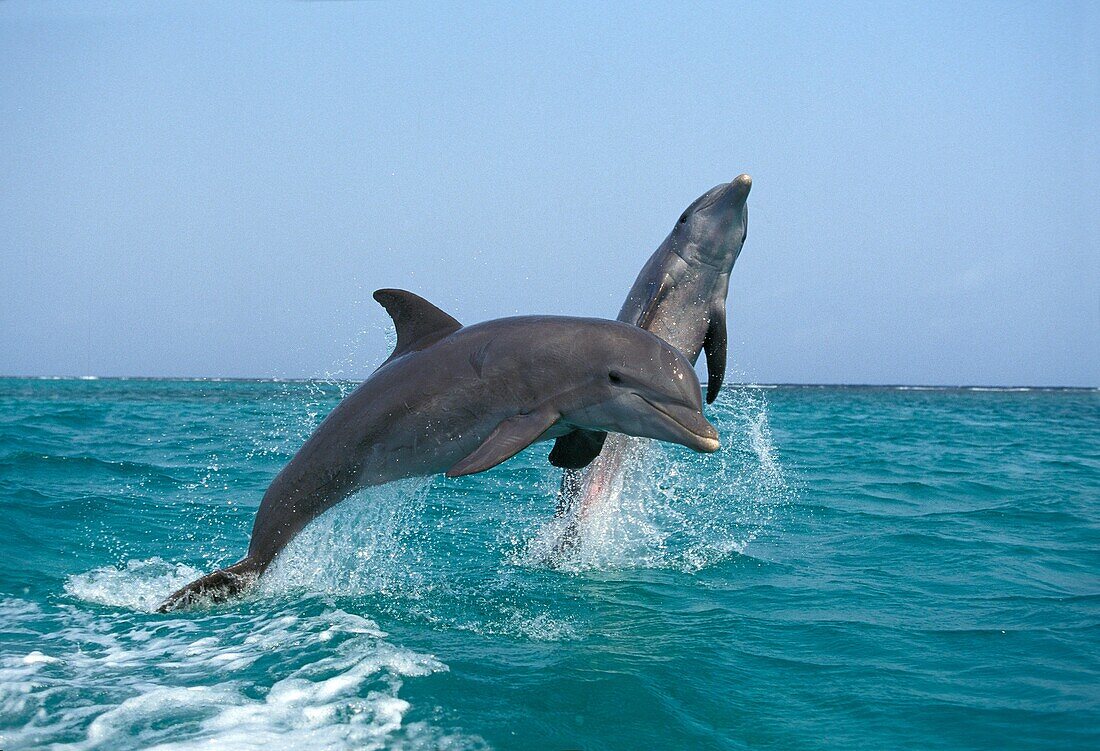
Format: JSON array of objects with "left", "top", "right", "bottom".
[
  {"left": 523, "top": 385, "right": 791, "bottom": 572},
  {"left": 261, "top": 478, "right": 434, "bottom": 600}
]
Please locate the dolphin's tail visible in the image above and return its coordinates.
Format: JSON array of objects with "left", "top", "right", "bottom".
[{"left": 157, "top": 556, "right": 264, "bottom": 613}]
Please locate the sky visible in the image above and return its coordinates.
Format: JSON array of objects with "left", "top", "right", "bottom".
[{"left": 1, "top": 1, "right": 1097, "bottom": 386}]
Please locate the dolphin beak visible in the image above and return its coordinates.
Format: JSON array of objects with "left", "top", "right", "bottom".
[
  {"left": 728, "top": 173, "right": 752, "bottom": 203},
  {"left": 676, "top": 411, "right": 721, "bottom": 453},
  {"left": 640, "top": 396, "right": 721, "bottom": 453}
]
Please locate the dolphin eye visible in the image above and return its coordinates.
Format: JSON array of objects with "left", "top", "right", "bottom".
[
  {"left": 608, "top": 371, "right": 624, "bottom": 385},
  {"left": 678, "top": 213, "right": 688, "bottom": 224}
]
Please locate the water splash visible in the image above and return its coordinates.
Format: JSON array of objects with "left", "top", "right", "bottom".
[
  {"left": 522, "top": 386, "right": 790, "bottom": 572},
  {"left": 65, "top": 558, "right": 207, "bottom": 612},
  {"left": 248, "top": 296, "right": 395, "bottom": 469},
  {"left": 261, "top": 478, "right": 434, "bottom": 600}
]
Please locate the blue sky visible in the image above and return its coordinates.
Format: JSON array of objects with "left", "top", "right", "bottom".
[{"left": 2, "top": 1, "right": 1097, "bottom": 385}]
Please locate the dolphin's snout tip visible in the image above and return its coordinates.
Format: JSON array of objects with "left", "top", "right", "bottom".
[
  {"left": 689, "top": 421, "right": 721, "bottom": 453},
  {"left": 732, "top": 174, "right": 752, "bottom": 195},
  {"left": 697, "top": 435, "right": 721, "bottom": 453}
]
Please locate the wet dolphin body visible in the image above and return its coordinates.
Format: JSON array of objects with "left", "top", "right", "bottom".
[
  {"left": 550, "top": 175, "right": 752, "bottom": 547},
  {"left": 159, "top": 289, "right": 719, "bottom": 611}
]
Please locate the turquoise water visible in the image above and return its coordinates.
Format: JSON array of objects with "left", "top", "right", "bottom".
[{"left": 1, "top": 378, "right": 1097, "bottom": 750}]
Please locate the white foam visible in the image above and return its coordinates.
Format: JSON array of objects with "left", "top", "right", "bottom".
[
  {"left": 64, "top": 557, "right": 207, "bottom": 612},
  {"left": 22, "top": 651, "right": 60, "bottom": 665},
  {"left": 966, "top": 386, "right": 1032, "bottom": 392},
  {"left": 0, "top": 594, "right": 479, "bottom": 751}
]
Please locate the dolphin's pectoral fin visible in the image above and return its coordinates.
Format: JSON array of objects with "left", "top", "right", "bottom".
[
  {"left": 635, "top": 279, "right": 669, "bottom": 329},
  {"left": 703, "top": 305, "right": 728, "bottom": 404},
  {"left": 548, "top": 429, "right": 607, "bottom": 469},
  {"left": 446, "top": 409, "right": 560, "bottom": 478},
  {"left": 373, "top": 289, "right": 463, "bottom": 366}
]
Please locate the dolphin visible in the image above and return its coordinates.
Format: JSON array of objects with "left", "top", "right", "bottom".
[
  {"left": 159, "top": 289, "right": 719, "bottom": 611},
  {"left": 549, "top": 175, "right": 752, "bottom": 546}
]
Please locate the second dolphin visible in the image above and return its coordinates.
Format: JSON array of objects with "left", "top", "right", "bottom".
[{"left": 551, "top": 174, "right": 752, "bottom": 548}]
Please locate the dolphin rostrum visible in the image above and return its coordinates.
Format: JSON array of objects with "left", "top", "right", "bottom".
[
  {"left": 550, "top": 175, "right": 752, "bottom": 544},
  {"left": 159, "top": 289, "right": 719, "bottom": 611}
]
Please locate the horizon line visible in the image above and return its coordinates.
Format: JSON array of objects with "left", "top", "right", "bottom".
[{"left": 0, "top": 374, "right": 1095, "bottom": 391}]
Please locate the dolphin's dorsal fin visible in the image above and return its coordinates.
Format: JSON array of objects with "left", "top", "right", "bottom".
[
  {"left": 373, "top": 289, "right": 462, "bottom": 365},
  {"left": 702, "top": 304, "right": 727, "bottom": 404}
]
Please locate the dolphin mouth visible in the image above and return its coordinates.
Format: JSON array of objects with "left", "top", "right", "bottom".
[{"left": 637, "top": 395, "right": 721, "bottom": 453}]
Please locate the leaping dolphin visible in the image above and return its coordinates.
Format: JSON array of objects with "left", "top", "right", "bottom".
[
  {"left": 159, "top": 289, "right": 719, "bottom": 611},
  {"left": 550, "top": 175, "right": 752, "bottom": 547}
]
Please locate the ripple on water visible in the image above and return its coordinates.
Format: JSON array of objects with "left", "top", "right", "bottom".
[{"left": 5, "top": 379, "right": 1096, "bottom": 750}]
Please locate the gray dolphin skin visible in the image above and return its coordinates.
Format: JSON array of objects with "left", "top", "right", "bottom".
[
  {"left": 619, "top": 173, "right": 751, "bottom": 385},
  {"left": 159, "top": 289, "right": 719, "bottom": 611},
  {"left": 550, "top": 175, "right": 751, "bottom": 540}
]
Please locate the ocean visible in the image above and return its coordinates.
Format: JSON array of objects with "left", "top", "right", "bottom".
[{"left": 0, "top": 377, "right": 1096, "bottom": 750}]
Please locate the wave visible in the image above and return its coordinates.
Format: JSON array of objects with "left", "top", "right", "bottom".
[
  {"left": 966, "top": 386, "right": 1033, "bottom": 392},
  {"left": 3, "top": 559, "right": 484, "bottom": 750}
]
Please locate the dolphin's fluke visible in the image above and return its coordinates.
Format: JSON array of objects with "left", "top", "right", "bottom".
[{"left": 157, "top": 557, "right": 262, "bottom": 613}]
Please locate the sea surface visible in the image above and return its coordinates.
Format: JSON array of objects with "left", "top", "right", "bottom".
[{"left": 0, "top": 377, "right": 1097, "bottom": 750}]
